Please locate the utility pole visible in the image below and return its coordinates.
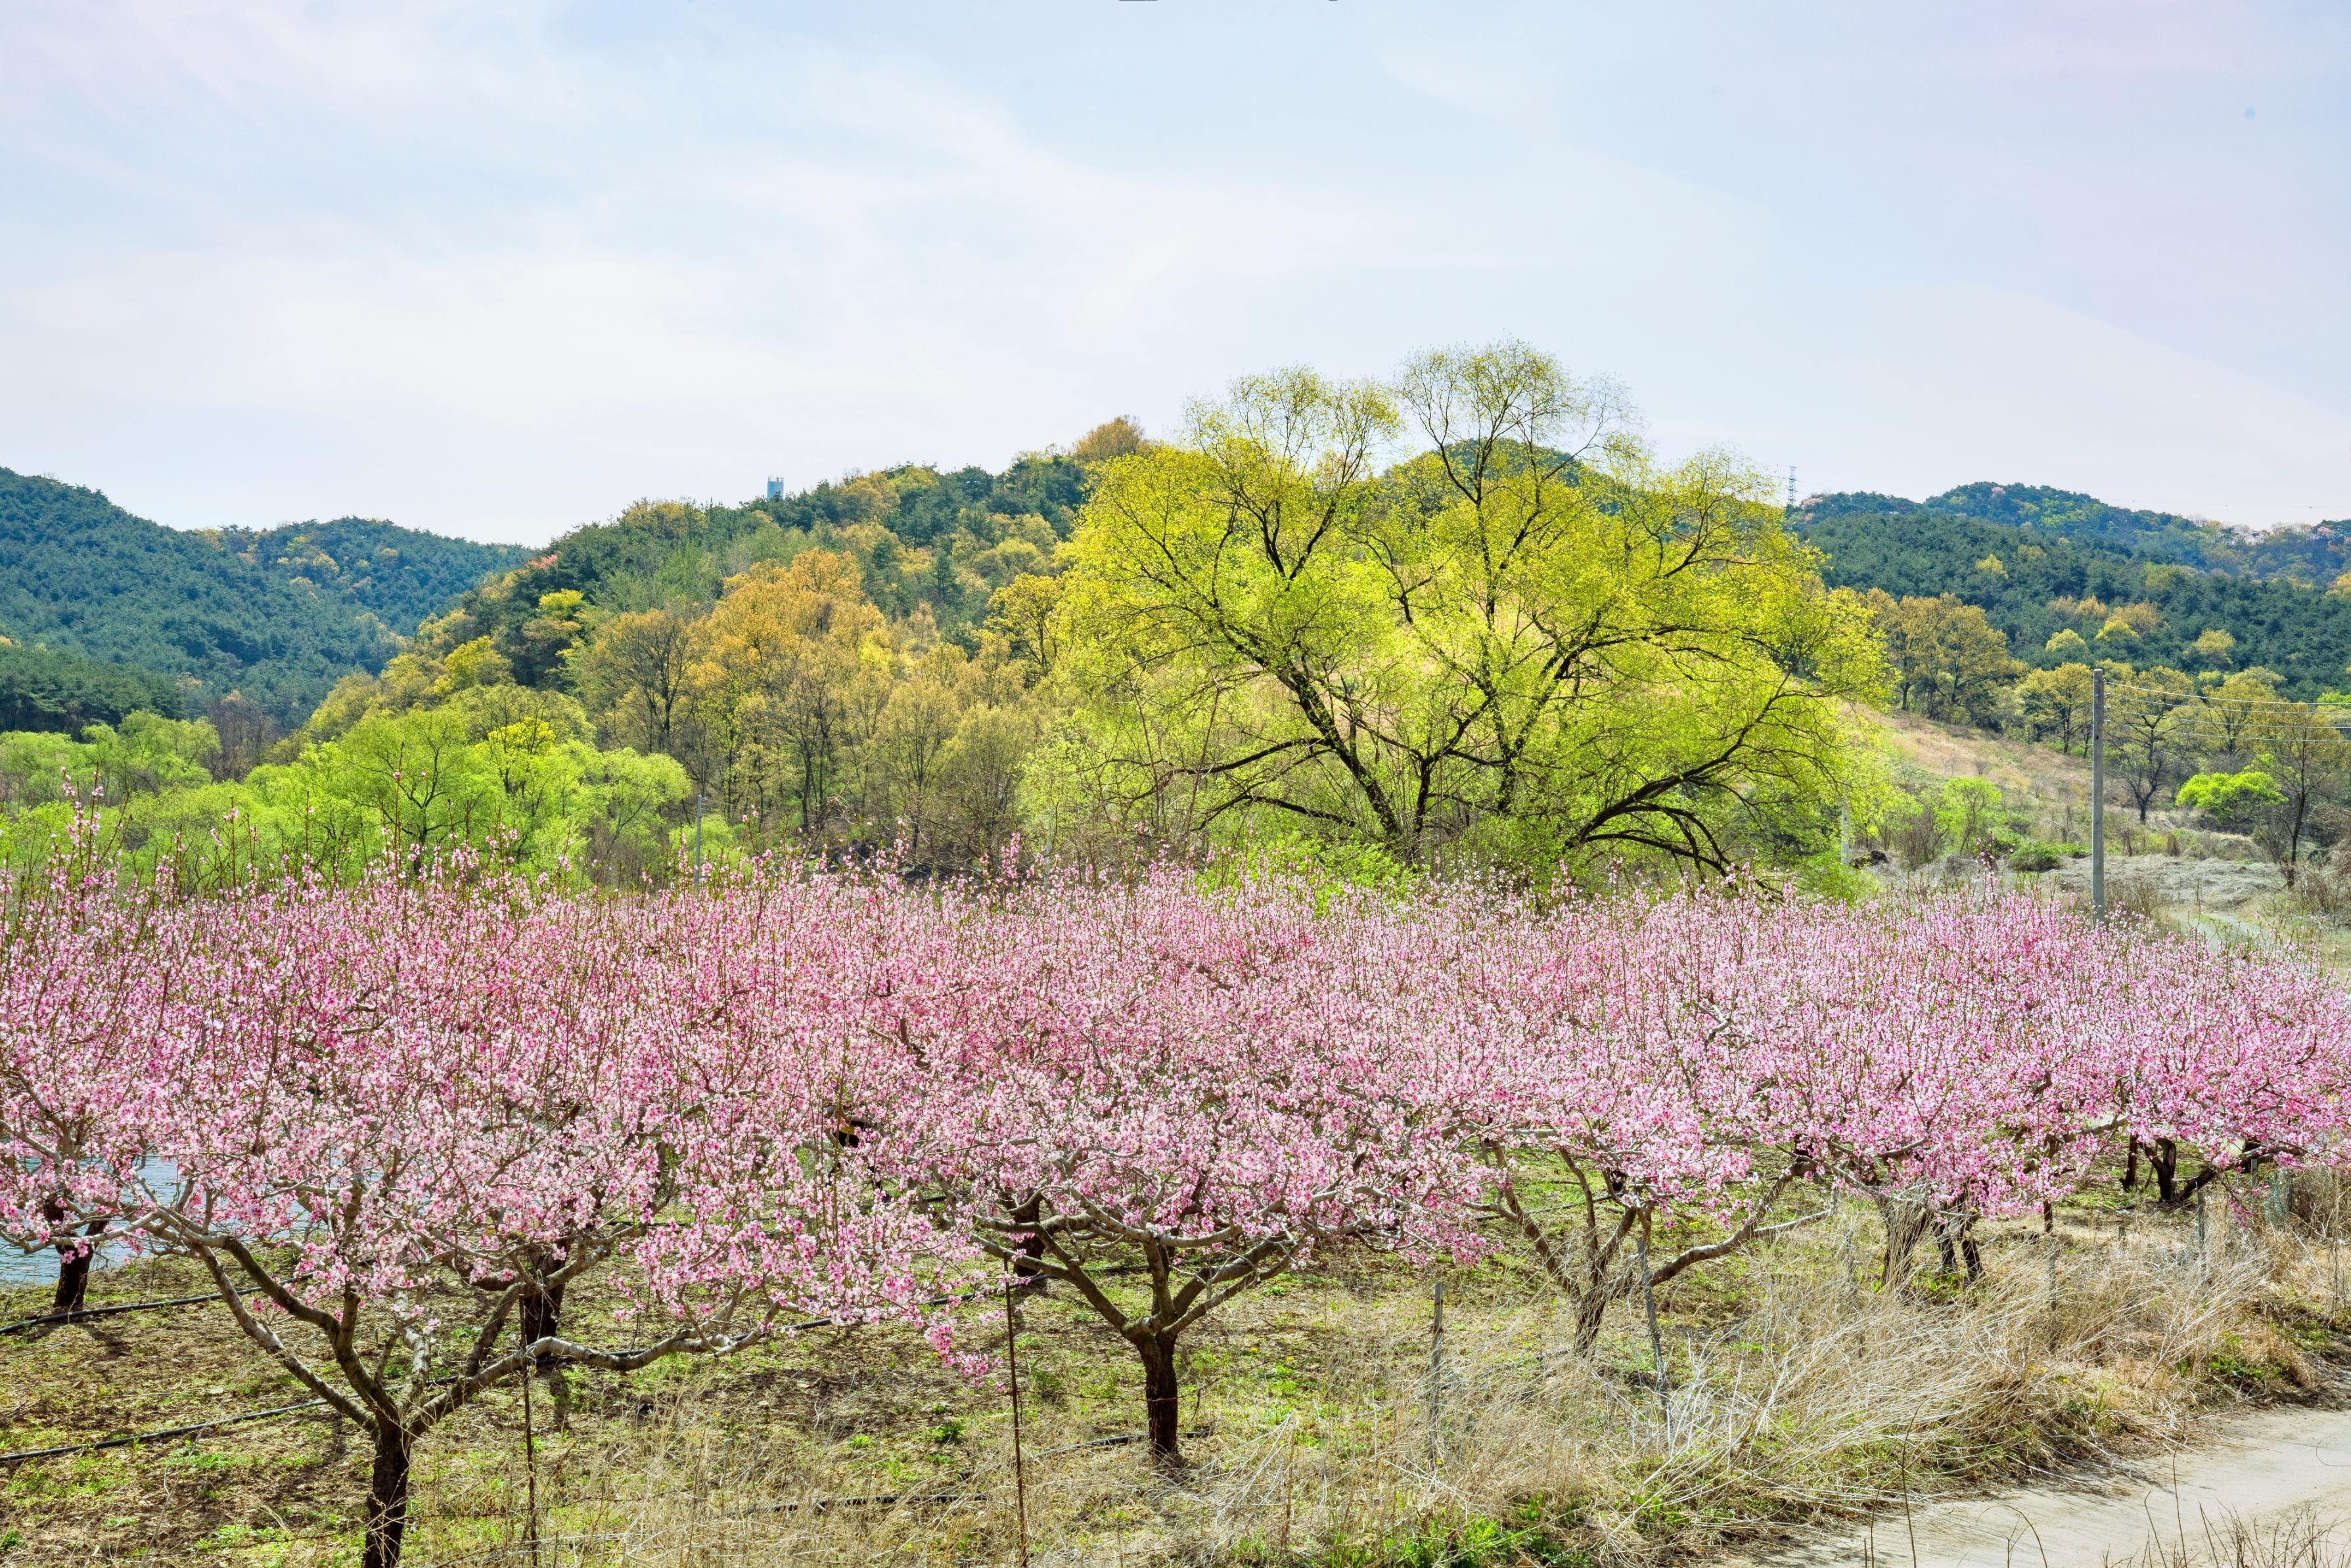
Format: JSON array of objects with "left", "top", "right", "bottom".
[{"left": 2090, "top": 666, "right": 2105, "bottom": 920}]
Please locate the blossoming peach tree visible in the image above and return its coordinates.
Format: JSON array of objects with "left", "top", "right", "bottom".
[
  {"left": 873, "top": 871, "right": 1492, "bottom": 1465},
  {"left": 9, "top": 853, "right": 2350, "bottom": 1563},
  {"left": 5, "top": 870, "right": 969, "bottom": 1568}
]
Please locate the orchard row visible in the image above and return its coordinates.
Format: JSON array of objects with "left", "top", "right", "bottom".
[{"left": 4, "top": 864, "right": 2344, "bottom": 1566}]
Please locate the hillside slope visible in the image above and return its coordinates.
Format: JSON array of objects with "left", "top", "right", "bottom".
[
  {"left": 1796, "top": 487, "right": 2351, "bottom": 696},
  {"left": 210, "top": 516, "right": 532, "bottom": 650},
  {"left": 0, "top": 470, "right": 527, "bottom": 725},
  {"left": 1812, "top": 483, "right": 2351, "bottom": 580},
  {"left": 415, "top": 455, "right": 1092, "bottom": 684}
]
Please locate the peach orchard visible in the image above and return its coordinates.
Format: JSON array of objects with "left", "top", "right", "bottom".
[{"left": 5, "top": 853, "right": 2346, "bottom": 1567}]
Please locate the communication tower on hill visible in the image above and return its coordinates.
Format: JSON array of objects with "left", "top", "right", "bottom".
[{"left": 1785, "top": 466, "right": 1798, "bottom": 512}]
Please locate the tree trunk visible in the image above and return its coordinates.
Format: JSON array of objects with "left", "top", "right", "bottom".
[
  {"left": 363, "top": 1425, "right": 413, "bottom": 1568},
  {"left": 2122, "top": 1141, "right": 2139, "bottom": 1194},
  {"left": 1934, "top": 1214, "right": 1982, "bottom": 1281},
  {"left": 520, "top": 1279, "right": 567, "bottom": 1372},
  {"left": 41, "top": 1200, "right": 103, "bottom": 1316},
  {"left": 2149, "top": 1139, "right": 2181, "bottom": 1206},
  {"left": 1133, "top": 1330, "right": 1182, "bottom": 1466},
  {"left": 1009, "top": 1196, "right": 1047, "bottom": 1288},
  {"left": 1570, "top": 1280, "right": 1614, "bottom": 1355},
  {"left": 1877, "top": 1194, "right": 1929, "bottom": 1285},
  {"left": 51, "top": 1223, "right": 103, "bottom": 1316}
]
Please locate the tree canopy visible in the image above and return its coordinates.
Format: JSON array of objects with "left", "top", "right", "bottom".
[
  {"left": 1051, "top": 343, "right": 1886, "bottom": 872},
  {"left": 1796, "top": 490, "right": 2351, "bottom": 699}
]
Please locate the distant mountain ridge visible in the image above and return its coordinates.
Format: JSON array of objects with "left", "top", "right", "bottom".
[
  {"left": 0, "top": 468, "right": 529, "bottom": 726},
  {"left": 1804, "top": 482, "right": 2351, "bottom": 583},
  {"left": 13, "top": 455, "right": 2351, "bottom": 736},
  {"left": 1796, "top": 483, "right": 2351, "bottom": 698}
]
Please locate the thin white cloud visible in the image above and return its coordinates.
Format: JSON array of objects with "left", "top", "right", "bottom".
[{"left": 0, "top": 0, "right": 2345, "bottom": 541}]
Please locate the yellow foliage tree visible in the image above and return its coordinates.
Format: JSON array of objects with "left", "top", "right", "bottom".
[{"left": 1051, "top": 342, "right": 1886, "bottom": 872}]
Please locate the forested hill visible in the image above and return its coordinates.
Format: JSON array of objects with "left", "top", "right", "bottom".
[
  {"left": 1804, "top": 483, "right": 2351, "bottom": 581},
  {"left": 1795, "top": 486, "right": 2351, "bottom": 698},
  {"left": 206, "top": 516, "right": 532, "bottom": 650},
  {"left": 415, "top": 450, "right": 1099, "bottom": 681},
  {"left": 0, "top": 469, "right": 528, "bottom": 727}
]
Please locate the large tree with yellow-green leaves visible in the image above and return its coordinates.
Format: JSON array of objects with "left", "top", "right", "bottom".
[{"left": 1048, "top": 342, "right": 1888, "bottom": 872}]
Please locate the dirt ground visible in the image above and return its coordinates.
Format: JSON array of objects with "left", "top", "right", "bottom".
[{"left": 1764, "top": 1399, "right": 2351, "bottom": 1567}]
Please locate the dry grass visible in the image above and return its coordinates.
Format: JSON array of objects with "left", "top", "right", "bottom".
[
  {"left": 11, "top": 1188, "right": 2344, "bottom": 1567},
  {"left": 1870, "top": 709, "right": 2272, "bottom": 870},
  {"left": 2101, "top": 1508, "right": 2351, "bottom": 1568},
  {"left": 1875, "top": 709, "right": 2095, "bottom": 816}
]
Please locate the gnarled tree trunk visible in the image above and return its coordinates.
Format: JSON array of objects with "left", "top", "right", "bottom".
[
  {"left": 1131, "top": 1329, "right": 1182, "bottom": 1465},
  {"left": 1007, "top": 1196, "right": 1047, "bottom": 1288},
  {"left": 1877, "top": 1192, "right": 1931, "bottom": 1284},
  {"left": 519, "top": 1278, "right": 568, "bottom": 1372},
  {"left": 1934, "top": 1213, "right": 1983, "bottom": 1280},
  {"left": 363, "top": 1424, "right": 414, "bottom": 1568},
  {"left": 41, "top": 1201, "right": 103, "bottom": 1316}
]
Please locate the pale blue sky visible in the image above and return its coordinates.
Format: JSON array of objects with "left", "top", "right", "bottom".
[{"left": 4, "top": 1, "right": 2347, "bottom": 544}]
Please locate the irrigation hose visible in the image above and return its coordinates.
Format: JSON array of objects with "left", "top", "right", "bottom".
[
  {"left": 0, "top": 1287, "right": 267, "bottom": 1339},
  {"left": 0, "top": 1397, "right": 336, "bottom": 1464}
]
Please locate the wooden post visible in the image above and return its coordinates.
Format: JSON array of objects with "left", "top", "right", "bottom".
[
  {"left": 1427, "top": 1277, "right": 1445, "bottom": 1466},
  {"left": 1637, "top": 1212, "right": 1668, "bottom": 1416},
  {"left": 519, "top": 1360, "right": 541, "bottom": 1568},
  {"left": 1005, "top": 1278, "right": 1030, "bottom": 1568}
]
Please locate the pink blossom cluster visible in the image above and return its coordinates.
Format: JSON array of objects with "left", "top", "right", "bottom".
[
  {"left": 1, "top": 870, "right": 967, "bottom": 1336},
  {"left": 7, "top": 866, "right": 2347, "bottom": 1322},
  {"left": 1453, "top": 882, "right": 2351, "bottom": 1222},
  {"left": 3, "top": 861, "right": 2347, "bottom": 1502}
]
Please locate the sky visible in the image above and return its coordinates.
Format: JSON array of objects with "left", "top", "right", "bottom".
[{"left": 3, "top": 1, "right": 2348, "bottom": 546}]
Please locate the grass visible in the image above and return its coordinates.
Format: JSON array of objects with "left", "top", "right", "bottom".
[
  {"left": 1865, "top": 707, "right": 2351, "bottom": 980},
  {"left": 2108, "top": 1508, "right": 2351, "bottom": 1567},
  {"left": 7, "top": 1180, "right": 2350, "bottom": 1566}
]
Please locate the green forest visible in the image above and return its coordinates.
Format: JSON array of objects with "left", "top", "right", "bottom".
[
  {"left": 1797, "top": 485, "right": 2351, "bottom": 696},
  {"left": 0, "top": 469, "right": 527, "bottom": 728},
  {"left": 9, "top": 356, "right": 2351, "bottom": 889},
  {"left": 0, "top": 351, "right": 1892, "bottom": 885}
]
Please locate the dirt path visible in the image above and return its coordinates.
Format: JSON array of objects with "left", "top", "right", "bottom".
[{"left": 1769, "top": 1405, "right": 2351, "bottom": 1565}]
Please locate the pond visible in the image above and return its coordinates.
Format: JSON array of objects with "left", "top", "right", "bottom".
[{"left": 2, "top": 1157, "right": 181, "bottom": 1289}]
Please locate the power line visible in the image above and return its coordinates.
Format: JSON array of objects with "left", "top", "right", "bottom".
[{"left": 2103, "top": 682, "right": 2348, "bottom": 711}]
